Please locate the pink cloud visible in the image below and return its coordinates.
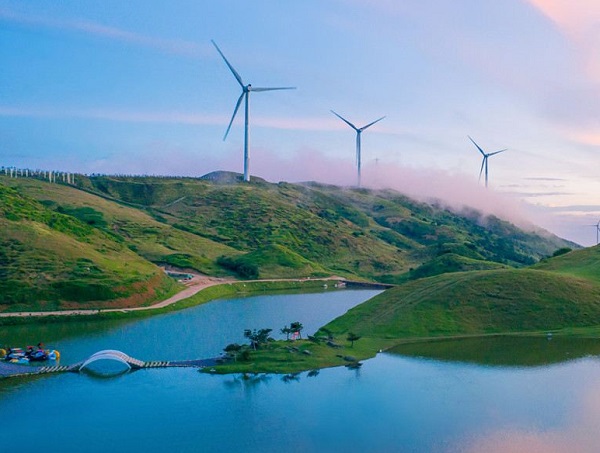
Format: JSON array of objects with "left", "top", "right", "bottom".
[
  {"left": 247, "top": 148, "right": 536, "bottom": 230},
  {"left": 526, "top": 0, "right": 600, "bottom": 36},
  {"left": 527, "top": 0, "right": 600, "bottom": 77}
]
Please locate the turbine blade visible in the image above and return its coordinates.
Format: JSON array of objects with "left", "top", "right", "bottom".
[
  {"left": 478, "top": 157, "right": 486, "bottom": 181},
  {"left": 211, "top": 40, "right": 244, "bottom": 87},
  {"left": 488, "top": 148, "right": 508, "bottom": 157},
  {"left": 331, "top": 110, "right": 358, "bottom": 131},
  {"left": 468, "top": 135, "right": 486, "bottom": 156},
  {"left": 359, "top": 116, "right": 386, "bottom": 131},
  {"left": 223, "top": 92, "right": 245, "bottom": 140},
  {"left": 251, "top": 86, "right": 296, "bottom": 92}
]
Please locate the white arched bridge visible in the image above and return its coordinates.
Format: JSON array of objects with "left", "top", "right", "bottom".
[
  {"left": 77, "top": 350, "right": 147, "bottom": 371},
  {"left": 0, "top": 350, "right": 219, "bottom": 379}
]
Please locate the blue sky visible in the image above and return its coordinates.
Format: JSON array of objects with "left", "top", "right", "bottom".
[{"left": 1, "top": 0, "right": 599, "bottom": 245}]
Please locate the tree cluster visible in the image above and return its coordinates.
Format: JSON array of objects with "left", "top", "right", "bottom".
[{"left": 280, "top": 321, "right": 304, "bottom": 340}]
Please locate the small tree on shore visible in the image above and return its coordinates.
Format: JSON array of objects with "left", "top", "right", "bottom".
[
  {"left": 280, "top": 325, "right": 292, "bottom": 340},
  {"left": 244, "top": 328, "right": 273, "bottom": 350},
  {"left": 224, "top": 343, "right": 242, "bottom": 362},
  {"left": 290, "top": 321, "right": 304, "bottom": 340},
  {"left": 347, "top": 332, "right": 361, "bottom": 348}
]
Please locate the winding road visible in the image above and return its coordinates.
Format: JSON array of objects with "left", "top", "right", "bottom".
[{"left": 0, "top": 273, "right": 345, "bottom": 318}]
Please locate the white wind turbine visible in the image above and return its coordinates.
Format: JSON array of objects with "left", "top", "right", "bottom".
[
  {"left": 585, "top": 220, "right": 600, "bottom": 245},
  {"left": 212, "top": 40, "right": 296, "bottom": 182},
  {"left": 331, "top": 110, "right": 385, "bottom": 187},
  {"left": 468, "top": 136, "right": 507, "bottom": 188}
]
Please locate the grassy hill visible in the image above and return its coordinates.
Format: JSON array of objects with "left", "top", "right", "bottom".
[
  {"left": 0, "top": 184, "right": 178, "bottom": 311},
  {"left": 408, "top": 253, "right": 509, "bottom": 280},
  {"left": 3, "top": 178, "right": 238, "bottom": 275},
  {"left": 0, "top": 171, "right": 579, "bottom": 310},
  {"left": 533, "top": 246, "right": 600, "bottom": 283},
  {"left": 217, "top": 244, "right": 330, "bottom": 279},
  {"left": 323, "top": 245, "right": 600, "bottom": 340},
  {"left": 73, "top": 173, "right": 574, "bottom": 278}
]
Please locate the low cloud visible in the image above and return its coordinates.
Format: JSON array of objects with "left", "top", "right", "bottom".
[
  {"left": 248, "top": 149, "right": 535, "bottom": 230},
  {"left": 525, "top": 177, "right": 567, "bottom": 181},
  {"left": 506, "top": 191, "right": 575, "bottom": 198}
]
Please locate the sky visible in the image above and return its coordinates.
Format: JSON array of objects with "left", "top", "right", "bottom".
[{"left": 1, "top": 0, "right": 599, "bottom": 246}]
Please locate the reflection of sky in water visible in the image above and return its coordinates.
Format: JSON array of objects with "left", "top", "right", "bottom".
[
  {"left": 453, "top": 384, "right": 600, "bottom": 453},
  {"left": 1, "top": 352, "right": 599, "bottom": 452},
  {"left": 1, "top": 290, "right": 600, "bottom": 452}
]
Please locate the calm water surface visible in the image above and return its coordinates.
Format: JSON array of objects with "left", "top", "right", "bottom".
[{"left": 2, "top": 290, "right": 600, "bottom": 453}]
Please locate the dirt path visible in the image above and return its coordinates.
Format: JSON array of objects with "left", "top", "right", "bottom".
[{"left": 0, "top": 274, "right": 345, "bottom": 319}]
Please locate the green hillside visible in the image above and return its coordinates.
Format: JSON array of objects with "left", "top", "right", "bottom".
[
  {"left": 533, "top": 245, "right": 600, "bottom": 283},
  {"left": 74, "top": 173, "right": 574, "bottom": 279},
  {"left": 0, "top": 171, "right": 579, "bottom": 311},
  {"left": 408, "top": 253, "right": 508, "bottom": 280},
  {"left": 3, "top": 178, "right": 238, "bottom": 275},
  {"left": 0, "top": 184, "right": 177, "bottom": 311},
  {"left": 324, "top": 246, "right": 600, "bottom": 340},
  {"left": 217, "top": 244, "right": 329, "bottom": 279}
]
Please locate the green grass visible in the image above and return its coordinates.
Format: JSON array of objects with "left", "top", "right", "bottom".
[
  {"left": 408, "top": 253, "right": 508, "bottom": 280},
  {"left": 533, "top": 245, "right": 600, "bottom": 283},
  {"left": 77, "top": 174, "right": 576, "bottom": 279},
  {"left": 218, "top": 244, "right": 331, "bottom": 279},
  {"left": 324, "top": 269, "right": 600, "bottom": 340},
  {"left": 4, "top": 178, "right": 238, "bottom": 275},
  {"left": 0, "top": 183, "right": 178, "bottom": 310},
  {"left": 206, "top": 337, "right": 398, "bottom": 374}
]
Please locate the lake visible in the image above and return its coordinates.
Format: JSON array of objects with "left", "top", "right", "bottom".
[{"left": 1, "top": 289, "right": 600, "bottom": 453}]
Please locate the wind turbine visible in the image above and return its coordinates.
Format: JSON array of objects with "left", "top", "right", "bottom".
[
  {"left": 586, "top": 220, "right": 600, "bottom": 245},
  {"left": 331, "top": 110, "right": 385, "bottom": 187},
  {"left": 468, "top": 136, "right": 507, "bottom": 188},
  {"left": 212, "top": 40, "right": 296, "bottom": 182}
]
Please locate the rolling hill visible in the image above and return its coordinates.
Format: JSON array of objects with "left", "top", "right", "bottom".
[
  {"left": 323, "top": 245, "right": 600, "bottom": 339},
  {"left": 0, "top": 184, "right": 178, "bottom": 311},
  {"left": 0, "top": 171, "right": 579, "bottom": 310},
  {"left": 75, "top": 173, "right": 574, "bottom": 275}
]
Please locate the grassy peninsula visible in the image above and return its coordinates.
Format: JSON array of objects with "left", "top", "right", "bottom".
[{"left": 208, "top": 245, "right": 600, "bottom": 374}]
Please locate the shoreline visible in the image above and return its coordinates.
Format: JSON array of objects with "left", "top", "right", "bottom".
[{"left": 0, "top": 274, "right": 375, "bottom": 320}]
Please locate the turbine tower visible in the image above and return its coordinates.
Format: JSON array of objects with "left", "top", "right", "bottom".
[
  {"left": 212, "top": 40, "right": 295, "bottom": 182},
  {"left": 468, "top": 136, "right": 507, "bottom": 188},
  {"left": 331, "top": 110, "right": 385, "bottom": 187},
  {"left": 586, "top": 220, "right": 600, "bottom": 245}
]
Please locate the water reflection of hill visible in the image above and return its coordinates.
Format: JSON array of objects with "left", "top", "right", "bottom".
[{"left": 388, "top": 336, "right": 600, "bottom": 367}]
